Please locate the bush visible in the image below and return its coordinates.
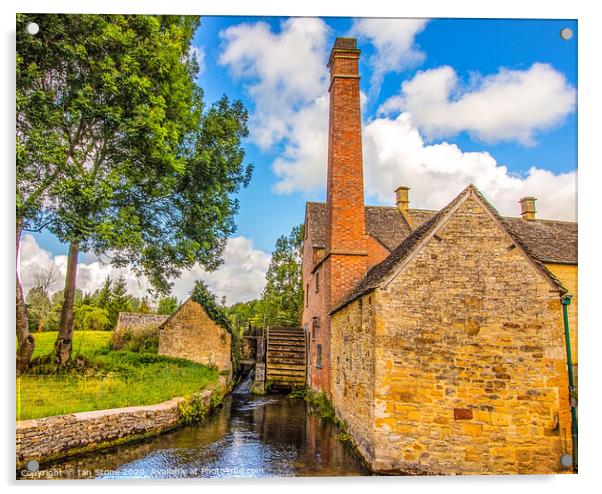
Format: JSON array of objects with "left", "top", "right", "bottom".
[{"left": 111, "top": 326, "right": 159, "bottom": 353}]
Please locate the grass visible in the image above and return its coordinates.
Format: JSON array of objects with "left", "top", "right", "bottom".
[{"left": 17, "top": 331, "right": 219, "bottom": 421}]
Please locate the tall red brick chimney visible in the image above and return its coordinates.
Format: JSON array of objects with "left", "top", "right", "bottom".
[{"left": 324, "top": 37, "right": 367, "bottom": 309}]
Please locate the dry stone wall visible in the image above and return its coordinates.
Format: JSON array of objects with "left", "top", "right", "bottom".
[{"left": 16, "top": 376, "right": 227, "bottom": 469}]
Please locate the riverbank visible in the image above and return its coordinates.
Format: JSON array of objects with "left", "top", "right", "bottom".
[
  {"left": 19, "top": 390, "right": 369, "bottom": 479},
  {"left": 17, "top": 375, "right": 231, "bottom": 472},
  {"left": 17, "top": 331, "right": 219, "bottom": 420}
]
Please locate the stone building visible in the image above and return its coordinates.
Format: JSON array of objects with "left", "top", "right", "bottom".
[
  {"left": 301, "top": 37, "right": 577, "bottom": 474},
  {"left": 158, "top": 298, "right": 232, "bottom": 374}
]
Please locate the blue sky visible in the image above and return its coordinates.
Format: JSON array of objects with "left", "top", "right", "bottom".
[{"left": 23, "top": 17, "right": 577, "bottom": 303}]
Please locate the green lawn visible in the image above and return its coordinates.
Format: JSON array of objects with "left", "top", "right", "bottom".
[{"left": 17, "top": 331, "right": 218, "bottom": 421}]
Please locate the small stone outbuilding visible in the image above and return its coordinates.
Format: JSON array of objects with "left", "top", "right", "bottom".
[{"left": 158, "top": 298, "right": 232, "bottom": 374}]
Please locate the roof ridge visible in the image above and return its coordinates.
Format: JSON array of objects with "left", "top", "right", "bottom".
[{"left": 331, "top": 185, "right": 569, "bottom": 313}]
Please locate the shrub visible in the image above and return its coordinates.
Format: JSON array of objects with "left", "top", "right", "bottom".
[{"left": 111, "top": 326, "right": 159, "bottom": 353}]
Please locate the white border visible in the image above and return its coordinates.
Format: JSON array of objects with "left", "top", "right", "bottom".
[{"left": 2, "top": 1, "right": 599, "bottom": 493}]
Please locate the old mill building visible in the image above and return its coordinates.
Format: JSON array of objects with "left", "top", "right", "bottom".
[{"left": 301, "top": 38, "right": 578, "bottom": 474}]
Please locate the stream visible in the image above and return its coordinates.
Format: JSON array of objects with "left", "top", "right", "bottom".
[{"left": 27, "top": 375, "right": 369, "bottom": 479}]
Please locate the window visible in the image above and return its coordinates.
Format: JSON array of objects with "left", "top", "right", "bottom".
[
  {"left": 315, "top": 269, "right": 320, "bottom": 292},
  {"left": 312, "top": 316, "right": 320, "bottom": 332},
  {"left": 305, "top": 284, "right": 309, "bottom": 307},
  {"left": 316, "top": 344, "right": 322, "bottom": 368}
]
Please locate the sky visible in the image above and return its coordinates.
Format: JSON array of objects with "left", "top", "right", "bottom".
[{"left": 20, "top": 16, "right": 578, "bottom": 305}]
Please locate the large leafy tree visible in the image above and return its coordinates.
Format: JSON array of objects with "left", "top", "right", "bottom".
[{"left": 16, "top": 14, "right": 251, "bottom": 367}]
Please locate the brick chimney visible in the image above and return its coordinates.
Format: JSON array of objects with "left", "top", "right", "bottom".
[
  {"left": 395, "top": 186, "right": 412, "bottom": 226},
  {"left": 519, "top": 196, "right": 537, "bottom": 221},
  {"left": 324, "top": 37, "right": 367, "bottom": 308}
]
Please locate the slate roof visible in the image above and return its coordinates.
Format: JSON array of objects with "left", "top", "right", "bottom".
[
  {"left": 326, "top": 185, "right": 572, "bottom": 313},
  {"left": 305, "top": 202, "right": 412, "bottom": 251},
  {"left": 502, "top": 217, "right": 577, "bottom": 265},
  {"left": 305, "top": 199, "right": 577, "bottom": 265}
]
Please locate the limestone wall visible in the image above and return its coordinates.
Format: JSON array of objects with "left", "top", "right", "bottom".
[
  {"left": 115, "top": 312, "right": 169, "bottom": 333},
  {"left": 546, "top": 263, "right": 578, "bottom": 373},
  {"left": 16, "top": 376, "right": 227, "bottom": 469},
  {"left": 373, "top": 197, "right": 571, "bottom": 474},
  {"left": 331, "top": 195, "right": 573, "bottom": 475},
  {"left": 330, "top": 295, "right": 376, "bottom": 461},
  {"left": 158, "top": 299, "right": 232, "bottom": 372}
]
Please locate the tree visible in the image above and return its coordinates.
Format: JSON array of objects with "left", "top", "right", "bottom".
[
  {"left": 225, "top": 224, "right": 305, "bottom": 333},
  {"left": 261, "top": 224, "right": 304, "bottom": 327},
  {"left": 17, "top": 14, "right": 251, "bottom": 366},
  {"left": 16, "top": 13, "right": 73, "bottom": 372},
  {"left": 25, "top": 287, "right": 51, "bottom": 333},
  {"left": 138, "top": 297, "right": 152, "bottom": 314},
  {"left": 73, "top": 304, "right": 110, "bottom": 331},
  {"left": 94, "top": 276, "right": 113, "bottom": 310},
  {"left": 157, "top": 296, "right": 179, "bottom": 315},
  {"left": 25, "top": 265, "right": 59, "bottom": 333},
  {"left": 108, "top": 275, "right": 131, "bottom": 328}
]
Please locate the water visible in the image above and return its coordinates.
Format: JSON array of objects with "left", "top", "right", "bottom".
[{"left": 28, "top": 380, "right": 369, "bottom": 479}]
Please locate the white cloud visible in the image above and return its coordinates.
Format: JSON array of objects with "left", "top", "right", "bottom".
[
  {"left": 219, "top": 18, "right": 330, "bottom": 149},
  {"left": 217, "top": 18, "right": 576, "bottom": 221},
  {"left": 190, "top": 45, "right": 206, "bottom": 75},
  {"left": 379, "top": 63, "right": 576, "bottom": 145},
  {"left": 351, "top": 18, "right": 428, "bottom": 92},
  {"left": 271, "top": 95, "right": 329, "bottom": 194},
  {"left": 170, "top": 237, "right": 271, "bottom": 305},
  {"left": 363, "top": 112, "right": 577, "bottom": 221},
  {"left": 18, "top": 235, "right": 271, "bottom": 305}
]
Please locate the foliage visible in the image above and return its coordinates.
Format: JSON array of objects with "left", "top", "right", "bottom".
[
  {"left": 302, "top": 389, "right": 352, "bottom": 442},
  {"left": 157, "top": 296, "right": 179, "bottom": 315},
  {"left": 94, "top": 277, "right": 113, "bottom": 310},
  {"left": 111, "top": 326, "right": 159, "bottom": 353},
  {"left": 73, "top": 304, "right": 110, "bottom": 331},
  {"left": 226, "top": 224, "right": 304, "bottom": 333},
  {"left": 25, "top": 287, "right": 52, "bottom": 332},
  {"left": 17, "top": 331, "right": 218, "bottom": 420},
  {"left": 17, "top": 13, "right": 252, "bottom": 365},
  {"left": 190, "top": 281, "right": 231, "bottom": 332},
  {"left": 108, "top": 275, "right": 132, "bottom": 328},
  {"left": 17, "top": 13, "right": 252, "bottom": 292},
  {"left": 262, "top": 224, "right": 304, "bottom": 326}
]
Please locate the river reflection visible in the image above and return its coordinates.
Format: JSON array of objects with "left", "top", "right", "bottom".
[{"left": 29, "top": 386, "right": 369, "bottom": 479}]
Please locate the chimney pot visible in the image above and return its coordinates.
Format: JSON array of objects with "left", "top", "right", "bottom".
[
  {"left": 519, "top": 196, "right": 537, "bottom": 221},
  {"left": 395, "top": 186, "right": 412, "bottom": 226}
]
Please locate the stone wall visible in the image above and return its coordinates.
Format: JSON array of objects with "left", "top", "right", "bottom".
[
  {"left": 330, "top": 294, "right": 375, "bottom": 462},
  {"left": 16, "top": 376, "right": 228, "bottom": 469},
  {"left": 546, "top": 263, "right": 578, "bottom": 381},
  {"left": 112, "top": 312, "right": 168, "bottom": 348},
  {"left": 115, "top": 312, "right": 169, "bottom": 333},
  {"left": 158, "top": 298, "right": 232, "bottom": 373},
  {"left": 331, "top": 195, "right": 572, "bottom": 475}
]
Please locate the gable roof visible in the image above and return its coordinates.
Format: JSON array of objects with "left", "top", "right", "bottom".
[
  {"left": 305, "top": 202, "right": 412, "bottom": 251},
  {"left": 159, "top": 297, "right": 193, "bottom": 329},
  {"left": 305, "top": 201, "right": 576, "bottom": 265},
  {"left": 331, "top": 185, "right": 568, "bottom": 313}
]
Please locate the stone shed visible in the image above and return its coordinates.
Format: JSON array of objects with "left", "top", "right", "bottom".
[{"left": 158, "top": 298, "right": 232, "bottom": 373}]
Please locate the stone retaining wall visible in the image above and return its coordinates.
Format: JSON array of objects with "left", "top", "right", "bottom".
[{"left": 16, "top": 376, "right": 228, "bottom": 469}]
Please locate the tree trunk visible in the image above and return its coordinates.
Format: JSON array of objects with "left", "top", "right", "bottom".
[
  {"left": 55, "top": 241, "right": 79, "bottom": 366},
  {"left": 16, "top": 218, "right": 35, "bottom": 376}
]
